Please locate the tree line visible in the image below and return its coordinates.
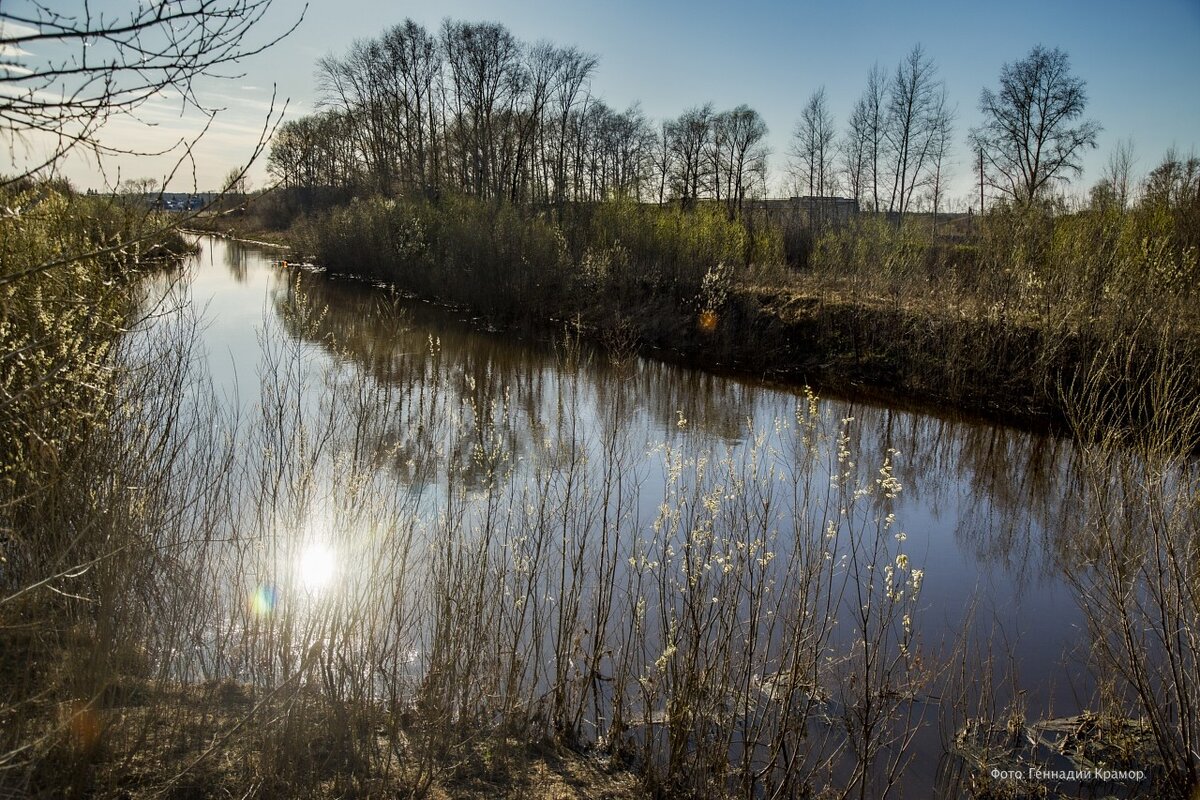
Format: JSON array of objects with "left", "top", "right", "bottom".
[
  {"left": 268, "top": 19, "right": 770, "bottom": 216},
  {"left": 268, "top": 19, "right": 1103, "bottom": 219}
]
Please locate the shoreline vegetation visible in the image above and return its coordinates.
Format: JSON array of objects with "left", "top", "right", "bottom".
[{"left": 195, "top": 181, "right": 1200, "bottom": 451}]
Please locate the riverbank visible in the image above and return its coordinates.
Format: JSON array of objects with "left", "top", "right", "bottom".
[
  {"left": 206, "top": 203, "right": 1200, "bottom": 447},
  {"left": 184, "top": 212, "right": 294, "bottom": 248},
  {"left": 34, "top": 675, "right": 640, "bottom": 799}
]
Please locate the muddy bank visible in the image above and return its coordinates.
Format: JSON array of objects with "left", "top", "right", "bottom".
[
  {"left": 639, "top": 287, "right": 1074, "bottom": 431},
  {"left": 533, "top": 284, "right": 1197, "bottom": 444}
]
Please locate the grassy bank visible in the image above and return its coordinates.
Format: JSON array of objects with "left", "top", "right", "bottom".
[
  {"left": 245, "top": 188, "right": 1199, "bottom": 446},
  {"left": 184, "top": 210, "right": 296, "bottom": 249}
]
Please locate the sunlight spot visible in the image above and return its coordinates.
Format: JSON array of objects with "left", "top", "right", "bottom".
[{"left": 298, "top": 543, "right": 336, "bottom": 592}]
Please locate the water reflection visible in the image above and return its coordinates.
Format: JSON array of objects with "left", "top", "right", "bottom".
[
  {"left": 222, "top": 238, "right": 264, "bottom": 283},
  {"left": 297, "top": 542, "right": 337, "bottom": 593},
  {"left": 272, "top": 258, "right": 1106, "bottom": 720},
  {"left": 283, "top": 264, "right": 1085, "bottom": 584},
  {"left": 168, "top": 237, "right": 1123, "bottom": 796}
]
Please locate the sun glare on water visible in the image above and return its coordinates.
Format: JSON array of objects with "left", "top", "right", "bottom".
[{"left": 298, "top": 542, "right": 336, "bottom": 592}]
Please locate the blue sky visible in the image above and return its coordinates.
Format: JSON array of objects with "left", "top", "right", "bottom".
[{"left": 5, "top": 0, "right": 1198, "bottom": 202}]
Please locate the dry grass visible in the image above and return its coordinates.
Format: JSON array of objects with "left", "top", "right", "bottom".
[{"left": 5, "top": 179, "right": 1198, "bottom": 797}]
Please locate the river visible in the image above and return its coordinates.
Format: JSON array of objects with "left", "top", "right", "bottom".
[{"left": 148, "top": 235, "right": 1119, "bottom": 797}]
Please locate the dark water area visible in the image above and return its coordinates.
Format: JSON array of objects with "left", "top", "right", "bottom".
[{"left": 157, "top": 236, "right": 1120, "bottom": 796}]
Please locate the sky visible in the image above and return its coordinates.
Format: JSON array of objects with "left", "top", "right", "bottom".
[{"left": 3, "top": 0, "right": 1199, "bottom": 206}]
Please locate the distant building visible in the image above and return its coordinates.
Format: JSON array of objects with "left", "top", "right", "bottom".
[
  {"left": 747, "top": 196, "right": 860, "bottom": 225},
  {"left": 148, "top": 192, "right": 218, "bottom": 211}
]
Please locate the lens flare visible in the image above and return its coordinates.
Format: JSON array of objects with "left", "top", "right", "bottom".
[
  {"left": 250, "top": 584, "right": 277, "bottom": 616},
  {"left": 66, "top": 701, "right": 102, "bottom": 754}
]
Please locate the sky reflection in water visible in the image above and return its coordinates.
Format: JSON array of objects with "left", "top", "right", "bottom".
[{"left": 161, "top": 237, "right": 1099, "bottom": 762}]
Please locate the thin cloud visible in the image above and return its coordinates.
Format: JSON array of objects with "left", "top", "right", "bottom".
[
  {"left": 202, "top": 92, "right": 285, "bottom": 114},
  {"left": 0, "top": 21, "right": 40, "bottom": 39}
]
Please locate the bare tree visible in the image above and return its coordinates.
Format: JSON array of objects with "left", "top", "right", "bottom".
[
  {"left": 1139, "top": 147, "right": 1200, "bottom": 254},
  {"left": 440, "top": 21, "right": 523, "bottom": 199},
  {"left": 317, "top": 39, "right": 396, "bottom": 192},
  {"left": 653, "top": 119, "right": 673, "bottom": 205},
  {"left": 706, "top": 109, "right": 730, "bottom": 205},
  {"left": 306, "top": 23, "right": 613, "bottom": 208},
  {"left": 278, "top": 19, "right": 770, "bottom": 217},
  {"left": 925, "top": 88, "right": 955, "bottom": 232},
  {"left": 551, "top": 46, "right": 597, "bottom": 207},
  {"left": 719, "top": 105, "right": 768, "bottom": 218},
  {"left": 885, "top": 44, "right": 945, "bottom": 218},
  {"left": 380, "top": 21, "right": 443, "bottom": 196},
  {"left": 267, "top": 110, "right": 357, "bottom": 206},
  {"left": 222, "top": 167, "right": 249, "bottom": 197},
  {"left": 1, "top": 0, "right": 301, "bottom": 186},
  {"left": 665, "top": 104, "right": 713, "bottom": 207},
  {"left": 317, "top": 21, "right": 447, "bottom": 197},
  {"left": 841, "top": 97, "right": 871, "bottom": 208},
  {"left": 606, "top": 103, "right": 655, "bottom": 200},
  {"left": 1142, "top": 147, "right": 1200, "bottom": 211},
  {"left": 506, "top": 41, "right": 558, "bottom": 202},
  {"left": 1101, "top": 137, "right": 1137, "bottom": 210},
  {"left": 791, "top": 87, "right": 837, "bottom": 212},
  {"left": 857, "top": 65, "right": 888, "bottom": 212},
  {"left": 969, "top": 45, "right": 1101, "bottom": 205}
]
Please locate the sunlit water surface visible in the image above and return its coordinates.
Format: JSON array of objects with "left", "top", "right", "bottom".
[{"left": 142, "top": 236, "right": 1110, "bottom": 796}]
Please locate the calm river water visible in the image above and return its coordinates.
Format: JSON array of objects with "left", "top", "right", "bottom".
[{"left": 161, "top": 235, "right": 1106, "bottom": 796}]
